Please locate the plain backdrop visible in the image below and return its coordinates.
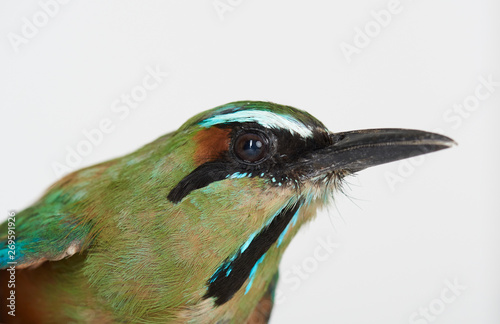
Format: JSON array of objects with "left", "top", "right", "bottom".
[{"left": 1, "top": 1, "right": 499, "bottom": 323}]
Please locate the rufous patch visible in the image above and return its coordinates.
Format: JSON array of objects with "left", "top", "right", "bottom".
[{"left": 193, "top": 127, "right": 231, "bottom": 166}]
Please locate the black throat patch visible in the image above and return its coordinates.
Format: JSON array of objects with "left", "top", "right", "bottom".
[{"left": 204, "top": 198, "right": 304, "bottom": 306}]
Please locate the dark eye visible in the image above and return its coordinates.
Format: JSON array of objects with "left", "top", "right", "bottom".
[{"left": 234, "top": 133, "right": 269, "bottom": 163}]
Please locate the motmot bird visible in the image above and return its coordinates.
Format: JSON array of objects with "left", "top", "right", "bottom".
[{"left": 0, "top": 101, "right": 454, "bottom": 323}]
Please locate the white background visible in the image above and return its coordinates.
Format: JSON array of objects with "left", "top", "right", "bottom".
[{"left": 1, "top": 1, "right": 499, "bottom": 323}]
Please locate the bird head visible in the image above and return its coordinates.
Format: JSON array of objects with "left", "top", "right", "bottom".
[{"left": 143, "top": 101, "right": 454, "bottom": 309}]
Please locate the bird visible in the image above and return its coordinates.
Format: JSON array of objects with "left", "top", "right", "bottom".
[{"left": 0, "top": 101, "right": 454, "bottom": 323}]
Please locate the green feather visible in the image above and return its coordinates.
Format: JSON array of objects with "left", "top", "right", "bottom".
[{"left": 0, "top": 101, "right": 367, "bottom": 322}]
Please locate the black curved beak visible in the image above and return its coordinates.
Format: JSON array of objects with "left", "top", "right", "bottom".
[{"left": 302, "top": 129, "right": 456, "bottom": 177}]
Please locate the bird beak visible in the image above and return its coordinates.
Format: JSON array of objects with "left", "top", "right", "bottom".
[{"left": 300, "top": 129, "right": 456, "bottom": 177}]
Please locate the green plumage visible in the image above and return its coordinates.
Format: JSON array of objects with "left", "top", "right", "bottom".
[
  {"left": 0, "top": 101, "right": 454, "bottom": 323},
  {"left": 0, "top": 102, "right": 334, "bottom": 323}
]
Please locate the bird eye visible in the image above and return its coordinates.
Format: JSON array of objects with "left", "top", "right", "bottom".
[{"left": 234, "top": 133, "right": 269, "bottom": 163}]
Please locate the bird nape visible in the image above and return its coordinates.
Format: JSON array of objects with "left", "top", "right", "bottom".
[{"left": 0, "top": 101, "right": 454, "bottom": 323}]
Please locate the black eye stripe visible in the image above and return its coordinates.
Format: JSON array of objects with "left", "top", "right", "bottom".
[
  {"left": 167, "top": 128, "right": 273, "bottom": 204},
  {"left": 166, "top": 162, "right": 238, "bottom": 204},
  {"left": 167, "top": 124, "right": 329, "bottom": 203}
]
